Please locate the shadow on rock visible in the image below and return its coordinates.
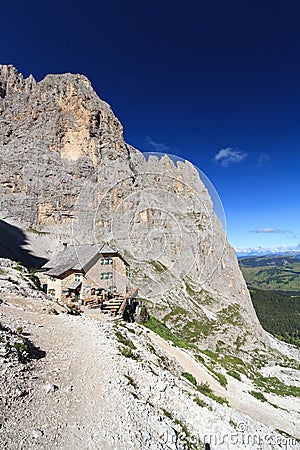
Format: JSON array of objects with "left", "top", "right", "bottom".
[
  {"left": 0, "top": 220, "right": 47, "bottom": 269},
  {"left": 27, "top": 340, "right": 46, "bottom": 361}
]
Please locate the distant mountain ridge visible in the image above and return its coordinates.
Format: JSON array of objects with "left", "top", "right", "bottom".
[
  {"left": 236, "top": 249, "right": 300, "bottom": 258},
  {"left": 239, "top": 254, "right": 300, "bottom": 267}
]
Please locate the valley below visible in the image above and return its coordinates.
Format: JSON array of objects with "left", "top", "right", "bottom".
[{"left": 239, "top": 254, "right": 300, "bottom": 348}]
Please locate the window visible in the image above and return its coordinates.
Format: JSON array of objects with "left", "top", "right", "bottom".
[
  {"left": 74, "top": 274, "right": 81, "bottom": 282},
  {"left": 100, "top": 257, "right": 113, "bottom": 265},
  {"left": 100, "top": 272, "right": 113, "bottom": 280},
  {"left": 108, "top": 286, "right": 117, "bottom": 293},
  {"left": 126, "top": 267, "right": 131, "bottom": 278}
]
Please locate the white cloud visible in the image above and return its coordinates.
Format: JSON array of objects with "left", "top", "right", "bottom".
[
  {"left": 252, "top": 228, "right": 284, "bottom": 233},
  {"left": 213, "top": 147, "right": 247, "bottom": 167},
  {"left": 253, "top": 153, "right": 270, "bottom": 168},
  {"left": 145, "top": 136, "right": 170, "bottom": 152},
  {"left": 235, "top": 244, "right": 300, "bottom": 257},
  {"left": 251, "top": 228, "right": 296, "bottom": 238}
]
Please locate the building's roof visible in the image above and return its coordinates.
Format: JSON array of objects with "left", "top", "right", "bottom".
[
  {"left": 100, "top": 243, "right": 118, "bottom": 254},
  {"left": 67, "top": 281, "right": 82, "bottom": 290},
  {"left": 42, "top": 243, "right": 120, "bottom": 277}
]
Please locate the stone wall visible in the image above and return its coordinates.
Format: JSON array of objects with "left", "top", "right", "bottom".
[{"left": 82, "top": 255, "right": 128, "bottom": 297}]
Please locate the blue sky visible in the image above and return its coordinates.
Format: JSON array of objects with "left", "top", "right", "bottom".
[{"left": 1, "top": 0, "right": 300, "bottom": 254}]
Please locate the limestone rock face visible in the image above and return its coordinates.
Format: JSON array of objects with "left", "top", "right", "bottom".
[
  {"left": 0, "top": 65, "right": 267, "bottom": 353},
  {"left": 0, "top": 64, "right": 130, "bottom": 228}
]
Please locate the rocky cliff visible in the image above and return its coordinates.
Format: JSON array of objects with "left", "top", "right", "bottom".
[
  {"left": 0, "top": 64, "right": 131, "bottom": 228},
  {"left": 0, "top": 65, "right": 272, "bottom": 355}
]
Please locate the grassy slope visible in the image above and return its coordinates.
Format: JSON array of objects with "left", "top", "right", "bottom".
[{"left": 239, "top": 255, "right": 300, "bottom": 293}]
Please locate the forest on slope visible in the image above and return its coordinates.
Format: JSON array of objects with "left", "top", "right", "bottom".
[
  {"left": 239, "top": 254, "right": 300, "bottom": 347},
  {"left": 249, "top": 289, "right": 300, "bottom": 347}
]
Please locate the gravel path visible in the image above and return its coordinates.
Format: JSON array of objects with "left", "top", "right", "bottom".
[{"left": 1, "top": 295, "right": 299, "bottom": 450}]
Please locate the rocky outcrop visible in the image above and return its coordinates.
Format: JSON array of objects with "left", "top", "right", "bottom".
[
  {"left": 0, "top": 65, "right": 269, "bottom": 353},
  {"left": 0, "top": 258, "right": 64, "bottom": 315},
  {"left": 0, "top": 64, "right": 130, "bottom": 228}
]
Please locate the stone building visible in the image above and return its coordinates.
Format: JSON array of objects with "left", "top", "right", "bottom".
[{"left": 40, "top": 244, "right": 131, "bottom": 303}]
